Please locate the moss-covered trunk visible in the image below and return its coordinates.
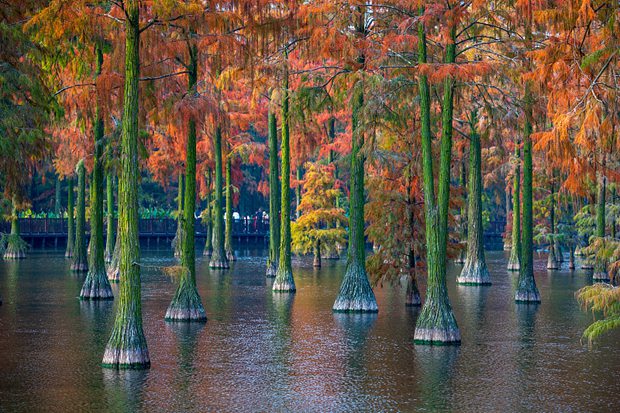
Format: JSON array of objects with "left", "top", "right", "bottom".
[
  {"left": 4, "top": 200, "right": 27, "bottom": 259},
  {"left": 593, "top": 169, "right": 608, "bottom": 280},
  {"left": 325, "top": 116, "right": 340, "bottom": 259},
  {"left": 515, "top": 77, "right": 540, "bottom": 302},
  {"left": 55, "top": 176, "right": 62, "bottom": 216},
  {"left": 406, "top": 188, "right": 421, "bottom": 306},
  {"left": 81, "top": 47, "right": 113, "bottom": 299},
  {"left": 102, "top": 0, "right": 150, "bottom": 368},
  {"left": 203, "top": 168, "right": 213, "bottom": 257},
  {"left": 210, "top": 125, "right": 229, "bottom": 269},
  {"left": 72, "top": 160, "right": 88, "bottom": 271},
  {"left": 105, "top": 173, "right": 115, "bottom": 263},
  {"left": 546, "top": 179, "right": 559, "bottom": 270},
  {"left": 225, "top": 157, "right": 235, "bottom": 261},
  {"left": 413, "top": 15, "right": 460, "bottom": 344},
  {"left": 273, "top": 58, "right": 295, "bottom": 292},
  {"left": 313, "top": 239, "right": 321, "bottom": 268},
  {"left": 65, "top": 177, "right": 75, "bottom": 258},
  {"left": 508, "top": 141, "right": 521, "bottom": 271},
  {"left": 266, "top": 110, "right": 280, "bottom": 276},
  {"left": 458, "top": 114, "right": 490, "bottom": 285},
  {"left": 455, "top": 157, "right": 467, "bottom": 264},
  {"left": 295, "top": 166, "right": 302, "bottom": 220},
  {"left": 166, "top": 45, "right": 206, "bottom": 321},
  {"left": 173, "top": 173, "right": 184, "bottom": 258}
]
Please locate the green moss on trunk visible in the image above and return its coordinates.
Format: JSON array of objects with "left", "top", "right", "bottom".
[
  {"left": 55, "top": 176, "right": 62, "bottom": 216},
  {"left": 458, "top": 114, "right": 491, "bottom": 285},
  {"left": 210, "top": 125, "right": 229, "bottom": 269},
  {"left": 267, "top": 110, "right": 280, "bottom": 276},
  {"left": 173, "top": 173, "right": 184, "bottom": 258},
  {"left": 508, "top": 141, "right": 521, "bottom": 271},
  {"left": 105, "top": 173, "right": 115, "bottom": 263},
  {"left": 413, "top": 15, "right": 460, "bottom": 344},
  {"left": 225, "top": 157, "right": 235, "bottom": 261},
  {"left": 81, "top": 47, "right": 113, "bottom": 300},
  {"left": 547, "top": 179, "right": 559, "bottom": 270},
  {"left": 203, "top": 169, "right": 213, "bottom": 257},
  {"left": 166, "top": 47, "right": 206, "bottom": 322},
  {"left": 72, "top": 160, "right": 88, "bottom": 272},
  {"left": 65, "top": 177, "right": 75, "bottom": 258},
  {"left": 102, "top": 0, "right": 150, "bottom": 369},
  {"left": 295, "top": 166, "right": 302, "bottom": 220},
  {"left": 3, "top": 202, "right": 27, "bottom": 259},
  {"left": 273, "top": 61, "right": 295, "bottom": 292}
]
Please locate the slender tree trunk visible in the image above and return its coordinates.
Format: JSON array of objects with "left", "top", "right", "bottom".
[
  {"left": 593, "top": 167, "right": 608, "bottom": 280},
  {"left": 81, "top": 46, "right": 113, "bottom": 299},
  {"left": 210, "top": 125, "right": 229, "bottom": 269},
  {"left": 313, "top": 239, "right": 321, "bottom": 268},
  {"left": 266, "top": 110, "right": 280, "bottom": 276},
  {"left": 406, "top": 190, "right": 421, "bottom": 306},
  {"left": 107, "top": 231, "right": 120, "bottom": 282},
  {"left": 4, "top": 199, "right": 26, "bottom": 259},
  {"left": 504, "top": 185, "right": 511, "bottom": 250},
  {"left": 203, "top": 168, "right": 213, "bottom": 257},
  {"left": 455, "top": 157, "right": 467, "bottom": 264},
  {"left": 508, "top": 141, "right": 521, "bottom": 271},
  {"left": 225, "top": 157, "right": 235, "bottom": 261},
  {"left": 105, "top": 173, "right": 115, "bottom": 263},
  {"left": 295, "top": 166, "right": 302, "bottom": 220},
  {"left": 325, "top": 116, "right": 340, "bottom": 260},
  {"left": 65, "top": 177, "right": 75, "bottom": 258},
  {"left": 413, "top": 14, "right": 460, "bottom": 344},
  {"left": 546, "top": 178, "right": 559, "bottom": 270},
  {"left": 458, "top": 114, "right": 491, "bottom": 285},
  {"left": 273, "top": 55, "right": 295, "bottom": 292},
  {"left": 55, "top": 176, "right": 62, "bottom": 216},
  {"left": 515, "top": 77, "right": 540, "bottom": 302},
  {"left": 173, "top": 173, "right": 184, "bottom": 258},
  {"left": 166, "top": 44, "right": 206, "bottom": 321},
  {"left": 72, "top": 160, "right": 88, "bottom": 271},
  {"left": 102, "top": 0, "right": 150, "bottom": 368}
]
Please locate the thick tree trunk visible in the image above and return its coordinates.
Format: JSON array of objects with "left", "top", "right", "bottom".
[
  {"left": 105, "top": 173, "right": 115, "bottom": 263},
  {"left": 413, "top": 17, "right": 460, "bottom": 344},
  {"left": 81, "top": 47, "right": 113, "bottom": 299},
  {"left": 166, "top": 46, "right": 206, "bottom": 321},
  {"left": 210, "top": 125, "right": 229, "bottom": 269},
  {"left": 515, "top": 77, "right": 540, "bottom": 302},
  {"left": 266, "top": 110, "right": 280, "bottom": 276},
  {"left": 102, "top": 0, "right": 150, "bottom": 368},
  {"left": 508, "top": 142, "right": 521, "bottom": 271},
  {"left": 273, "top": 59, "right": 295, "bottom": 292},
  {"left": 72, "top": 160, "right": 88, "bottom": 272},
  {"left": 4, "top": 201, "right": 26, "bottom": 259},
  {"left": 65, "top": 177, "right": 75, "bottom": 258},
  {"left": 225, "top": 157, "right": 235, "bottom": 261},
  {"left": 203, "top": 169, "right": 213, "bottom": 257},
  {"left": 173, "top": 173, "right": 184, "bottom": 258},
  {"left": 458, "top": 115, "right": 491, "bottom": 285}
]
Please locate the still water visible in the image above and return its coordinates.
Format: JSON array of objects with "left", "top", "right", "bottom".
[{"left": 0, "top": 246, "right": 619, "bottom": 412}]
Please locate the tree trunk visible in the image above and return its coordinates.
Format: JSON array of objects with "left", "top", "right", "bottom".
[
  {"left": 81, "top": 46, "right": 113, "bottom": 299},
  {"left": 225, "top": 156, "right": 235, "bottom": 261},
  {"left": 210, "top": 125, "right": 229, "bottom": 269},
  {"left": 55, "top": 176, "right": 62, "bottom": 216},
  {"left": 313, "top": 239, "right": 321, "bottom": 268},
  {"left": 458, "top": 114, "right": 491, "bottom": 285},
  {"left": 324, "top": 116, "right": 340, "bottom": 260},
  {"left": 65, "top": 177, "right": 75, "bottom": 258},
  {"left": 413, "top": 16, "right": 460, "bottom": 344},
  {"left": 273, "top": 56, "right": 295, "bottom": 292},
  {"left": 266, "top": 110, "right": 280, "bottom": 276},
  {"left": 593, "top": 169, "right": 608, "bottom": 280},
  {"left": 295, "top": 166, "right": 302, "bottom": 220},
  {"left": 166, "top": 44, "right": 207, "bottom": 321},
  {"left": 72, "top": 160, "right": 88, "bottom": 271},
  {"left": 4, "top": 200, "right": 26, "bottom": 259},
  {"left": 173, "top": 173, "right": 184, "bottom": 258},
  {"left": 455, "top": 157, "right": 467, "bottom": 264},
  {"left": 546, "top": 179, "right": 559, "bottom": 270},
  {"left": 105, "top": 173, "right": 115, "bottom": 263},
  {"left": 102, "top": 0, "right": 150, "bottom": 368},
  {"left": 406, "top": 204, "right": 421, "bottom": 306},
  {"left": 508, "top": 141, "right": 521, "bottom": 271},
  {"left": 203, "top": 168, "right": 213, "bottom": 257},
  {"left": 515, "top": 72, "right": 540, "bottom": 302}
]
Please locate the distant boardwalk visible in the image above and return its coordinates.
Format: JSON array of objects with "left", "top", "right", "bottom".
[
  {"left": 2, "top": 217, "right": 506, "bottom": 250},
  {"left": 1, "top": 218, "right": 269, "bottom": 248}
]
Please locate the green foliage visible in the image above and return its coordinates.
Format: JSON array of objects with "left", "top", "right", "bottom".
[
  {"left": 582, "top": 237, "right": 620, "bottom": 280},
  {"left": 577, "top": 282, "right": 620, "bottom": 344},
  {"left": 574, "top": 205, "right": 596, "bottom": 243},
  {"left": 291, "top": 163, "right": 347, "bottom": 257}
]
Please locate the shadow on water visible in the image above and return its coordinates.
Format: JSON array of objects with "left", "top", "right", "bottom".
[
  {"left": 414, "top": 343, "right": 460, "bottom": 411},
  {"left": 102, "top": 368, "right": 149, "bottom": 411}
]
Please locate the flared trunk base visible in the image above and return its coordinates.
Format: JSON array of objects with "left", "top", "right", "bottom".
[
  {"left": 457, "top": 260, "right": 491, "bottom": 285},
  {"left": 332, "top": 262, "right": 377, "bottom": 312},
  {"left": 546, "top": 252, "right": 559, "bottom": 270},
  {"left": 102, "top": 322, "right": 150, "bottom": 369},
  {"left": 515, "top": 288, "right": 541, "bottom": 303},
  {"left": 4, "top": 250, "right": 26, "bottom": 259},
  {"left": 273, "top": 267, "right": 296, "bottom": 292},
  {"left": 80, "top": 270, "right": 114, "bottom": 299},
  {"left": 414, "top": 297, "right": 460, "bottom": 345},
  {"left": 107, "top": 266, "right": 120, "bottom": 282},
  {"left": 203, "top": 247, "right": 213, "bottom": 257},
  {"left": 209, "top": 259, "right": 230, "bottom": 269},
  {"left": 165, "top": 281, "right": 207, "bottom": 322},
  {"left": 65, "top": 250, "right": 74, "bottom": 258},
  {"left": 413, "top": 327, "right": 461, "bottom": 345},
  {"left": 226, "top": 250, "right": 236, "bottom": 262},
  {"left": 266, "top": 261, "right": 277, "bottom": 277},
  {"left": 71, "top": 261, "right": 88, "bottom": 272}
]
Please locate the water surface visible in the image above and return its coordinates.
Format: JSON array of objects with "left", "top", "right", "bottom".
[{"left": 1, "top": 247, "right": 618, "bottom": 412}]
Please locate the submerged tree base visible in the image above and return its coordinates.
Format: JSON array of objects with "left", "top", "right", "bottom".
[
  {"left": 333, "top": 261, "right": 377, "bottom": 312},
  {"left": 203, "top": 247, "right": 212, "bottom": 258},
  {"left": 413, "top": 297, "right": 461, "bottom": 345},
  {"left": 515, "top": 286, "right": 541, "bottom": 303},
  {"left": 546, "top": 253, "right": 559, "bottom": 270},
  {"left": 593, "top": 272, "right": 610, "bottom": 282},
  {"left": 457, "top": 260, "right": 491, "bottom": 285},
  {"left": 102, "top": 322, "right": 150, "bottom": 369},
  {"left": 165, "top": 282, "right": 207, "bottom": 322},
  {"left": 454, "top": 251, "right": 466, "bottom": 265},
  {"left": 406, "top": 276, "right": 421, "bottom": 306},
  {"left": 65, "top": 250, "right": 74, "bottom": 258},
  {"left": 71, "top": 260, "right": 88, "bottom": 272},
  {"left": 209, "top": 258, "right": 229, "bottom": 269},
  {"left": 3, "top": 235, "right": 28, "bottom": 260},
  {"left": 273, "top": 267, "right": 296, "bottom": 292},
  {"left": 265, "top": 260, "right": 277, "bottom": 277},
  {"left": 80, "top": 270, "right": 114, "bottom": 299},
  {"left": 226, "top": 250, "right": 236, "bottom": 262},
  {"left": 107, "top": 265, "right": 120, "bottom": 282}
]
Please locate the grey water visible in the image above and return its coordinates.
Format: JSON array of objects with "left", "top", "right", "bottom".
[{"left": 1, "top": 246, "right": 619, "bottom": 412}]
